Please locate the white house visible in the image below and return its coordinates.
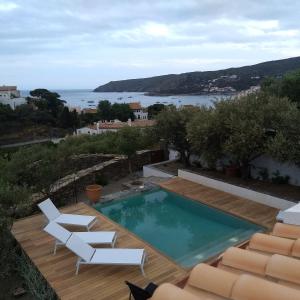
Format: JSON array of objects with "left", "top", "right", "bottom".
[
  {"left": 76, "top": 119, "right": 155, "bottom": 135},
  {"left": 129, "top": 102, "right": 148, "bottom": 120},
  {"left": 0, "top": 85, "right": 26, "bottom": 109}
]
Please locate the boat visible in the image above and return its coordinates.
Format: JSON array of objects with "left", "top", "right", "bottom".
[
  {"left": 87, "top": 100, "right": 95, "bottom": 103},
  {"left": 128, "top": 96, "right": 133, "bottom": 98}
]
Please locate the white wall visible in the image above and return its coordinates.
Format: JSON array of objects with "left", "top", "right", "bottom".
[
  {"left": 168, "top": 149, "right": 180, "bottom": 160},
  {"left": 76, "top": 127, "right": 98, "bottom": 135},
  {"left": 178, "top": 169, "right": 295, "bottom": 210},
  {"left": 169, "top": 148, "right": 300, "bottom": 187},
  {"left": 134, "top": 110, "right": 148, "bottom": 120},
  {"left": 143, "top": 160, "right": 176, "bottom": 178},
  {"left": 251, "top": 155, "right": 300, "bottom": 186},
  {"left": 0, "top": 97, "right": 26, "bottom": 109}
]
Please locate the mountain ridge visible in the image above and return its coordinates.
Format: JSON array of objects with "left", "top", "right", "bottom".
[{"left": 94, "top": 56, "right": 300, "bottom": 95}]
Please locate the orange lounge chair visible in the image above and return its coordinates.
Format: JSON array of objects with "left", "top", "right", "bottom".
[
  {"left": 272, "top": 222, "right": 300, "bottom": 239},
  {"left": 218, "top": 247, "right": 269, "bottom": 276},
  {"left": 248, "top": 233, "right": 296, "bottom": 256},
  {"left": 150, "top": 283, "right": 200, "bottom": 300},
  {"left": 231, "top": 274, "right": 300, "bottom": 300},
  {"left": 219, "top": 247, "right": 300, "bottom": 287},
  {"left": 184, "top": 263, "right": 238, "bottom": 300},
  {"left": 151, "top": 264, "right": 300, "bottom": 300}
]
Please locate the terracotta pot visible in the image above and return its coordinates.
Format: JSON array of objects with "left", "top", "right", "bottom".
[
  {"left": 225, "top": 166, "right": 240, "bottom": 177},
  {"left": 86, "top": 184, "right": 102, "bottom": 204}
]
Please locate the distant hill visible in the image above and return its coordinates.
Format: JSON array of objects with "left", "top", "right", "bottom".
[{"left": 94, "top": 56, "right": 300, "bottom": 95}]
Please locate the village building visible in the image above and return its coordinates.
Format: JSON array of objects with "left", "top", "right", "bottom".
[
  {"left": 0, "top": 85, "right": 26, "bottom": 109},
  {"left": 129, "top": 102, "right": 148, "bottom": 120},
  {"left": 76, "top": 119, "right": 155, "bottom": 135}
]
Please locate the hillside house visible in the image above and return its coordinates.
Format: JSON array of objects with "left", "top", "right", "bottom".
[
  {"left": 129, "top": 102, "right": 148, "bottom": 120},
  {"left": 76, "top": 119, "right": 155, "bottom": 135},
  {"left": 0, "top": 85, "right": 26, "bottom": 109}
]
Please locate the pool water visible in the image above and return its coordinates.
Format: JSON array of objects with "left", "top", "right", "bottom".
[{"left": 96, "top": 188, "right": 263, "bottom": 267}]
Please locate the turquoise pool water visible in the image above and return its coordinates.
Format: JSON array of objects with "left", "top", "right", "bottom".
[{"left": 96, "top": 188, "right": 263, "bottom": 267}]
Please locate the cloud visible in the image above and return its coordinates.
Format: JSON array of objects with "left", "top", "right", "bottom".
[
  {"left": 0, "top": 0, "right": 300, "bottom": 88},
  {"left": 0, "top": 1, "right": 18, "bottom": 11}
]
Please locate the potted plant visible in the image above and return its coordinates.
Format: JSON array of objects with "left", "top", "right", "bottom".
[
  {"left": 86, "top": 184, "right": 102, "bottom": 204},
  {"left": 224, "top": 161, "right": 240, "bottom": 177}
]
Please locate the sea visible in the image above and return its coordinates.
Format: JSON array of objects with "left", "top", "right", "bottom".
[{"left": 21, "top": 89, "right": 228, "bottom": 109}]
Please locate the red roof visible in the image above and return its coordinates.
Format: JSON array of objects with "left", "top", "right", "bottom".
[
  {"left": 129, "top": 102, "right": 142, "bottom": 110},
  {"left": 0, "top": 86, "right": 17, "bottom": 91},
  {"left": 87, "top": 120, "right": 155, "bottom": 130}
]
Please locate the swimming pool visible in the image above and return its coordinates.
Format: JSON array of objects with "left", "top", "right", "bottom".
[{"left": 96, "top": 188, "right": 263, "bottom": 267}]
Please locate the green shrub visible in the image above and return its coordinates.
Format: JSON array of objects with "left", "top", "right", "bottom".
[
  {"left": 16, "top": 252, "right": 57, "bottom": 300},
  {"left": 271, "top": 170, "right": 290, "bottom": 184}
]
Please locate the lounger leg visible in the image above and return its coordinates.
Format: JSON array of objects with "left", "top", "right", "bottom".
[
  {"left": 87, "top": 219, "right": 98, "bottom": 231},
  {"left": 76, "top": 258, "right": 81, "bottom": 275},
  {"left": 140, "top": 264, "right": 145, "bottom": 277},
  {"left": 112, "top": 233, "right": 117, "bottom": 248},
  {"left": 140, "top": 252, "right": 146, "bottom": 277},
  {"left": 53, "top": 241, "right": 58, "bottom": 255}
]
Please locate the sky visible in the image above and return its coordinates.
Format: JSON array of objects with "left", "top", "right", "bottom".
[{"left": 1, "top": 0, "right": 300, "bottom": 89}]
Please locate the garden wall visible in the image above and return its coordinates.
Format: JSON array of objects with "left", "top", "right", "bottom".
[
  {"left": 251, "top": 155, "right": 300, "bottom": 186},
  {"left": 169, "top": 150, "right": 300, "bottom": 187},
  {"left": 178, "top": 169, "right": 294, "bottom": 210},
  {"left": 35, "top": 149, "right": 162, "bottom": 206}
]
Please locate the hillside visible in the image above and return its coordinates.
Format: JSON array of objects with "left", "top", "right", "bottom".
[{"left": 94, "top": 56, "right": 300, "bottom": 95}]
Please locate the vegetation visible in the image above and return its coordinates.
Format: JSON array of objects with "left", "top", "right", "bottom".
[
  {"left": 17, "top": 252, "right": 57, "bottom": 300},
  {"left": 155, "top": 92, "right": 300, "bottom": 178},
  {"left": 147, "top": 103, "right": 165, "bottom": 119},
  {"left": 97, "top": 100, "right": 134, "bottom": 121},
  {"left": 262, "top": 69, "right": 300, "bottom": 106},
  {"left": 156, "top": 105, "right": 199, "bottom": 166}
]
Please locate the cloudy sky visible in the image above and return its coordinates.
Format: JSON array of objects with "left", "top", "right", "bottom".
[{"left": 1, "top": 0, "right": 300, "bottom": 89}]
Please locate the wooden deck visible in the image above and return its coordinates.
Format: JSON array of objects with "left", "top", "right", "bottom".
[
  {"left": 11, "top": 203, "right": 187, "bottom": 300},
  {"left": 160, "top": 177, "right": 278, "bottom": 229}
]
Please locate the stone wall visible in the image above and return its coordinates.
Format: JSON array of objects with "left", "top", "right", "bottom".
[
  {"left": 37, "top": 149, "right": 163, "bottom": 206},
  {"left": 70, "top": 154, "right": 115, "bottom": 172}
]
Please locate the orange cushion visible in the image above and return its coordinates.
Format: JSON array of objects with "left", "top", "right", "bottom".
[
  {"left": 266, "top": 254, "right": 300, "bottom": 285},
  {"left": 221, "top": 247, "right": 269, "bottom": 275},
  {"left": 273, "top": 223, "right": 300, "bottom": 239},
  {"left": 187, "top": 263, "right": 239, "bottom": 298},
  {"left": 231, "top": 274, "right": 300, "bottom": 300},
  {"left": 150, "top": 283, "right": 200, "bottom": 300},
  {"left": 248, "top": 233, "right": 294, "bottom": 255}
]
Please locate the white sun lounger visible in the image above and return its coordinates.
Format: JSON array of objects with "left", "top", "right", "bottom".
[
  {"left": 277, "top": 203, "right": 300, "bottom": 225},
  {"left": 65, "top": 234, "right": 147, "bottom": 276},
  {"left": 44, "top": 222, "right": 117, "bottom": 254},
  {"left": 38, "top": 198, "right": 97, "bottom": 230}
]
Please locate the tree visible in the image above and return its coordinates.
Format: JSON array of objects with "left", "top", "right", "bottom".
[
  {"left": 111, "top": 103, "right": 135, "bottom": 121},
  {"left": 262, "top": 70, "right": 300, "bottom": 106},
  {"left": 156, "top": 106, "right": 199, "bottom": 166},
  {"left": 97, "top": 100, "right": 112, "bottom": 121},
  {"left": 59, "top": 106, "right": 73, "bottom": 129},
  {"left": 0, "top": 103, "right": 14, "bottom": 122},
  {"left": 187, "top": 105, "right": 224, "bottom": 167},
  {"left": 117, "top": 127, "right": 144, "bottom": 173},
  {"left": 188, "top": 92, "right": 300, "bottom": 178},
  {"left": 147, "top": 103, "right": 165, "bottom": 119},
  {"left": 28, "top": 89, "right": 66, "bottom": 118}
]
